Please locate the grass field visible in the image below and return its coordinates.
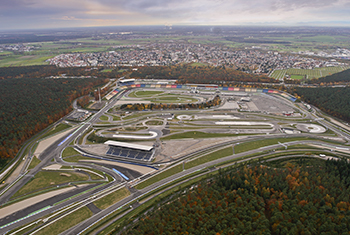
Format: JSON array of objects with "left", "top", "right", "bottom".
[
  {"left": 100, "top": 68, "right": 114, "bottom": 73},
  {"left": 135, "top": 164, "right": 183, "bottom": 189},
  {"left": 128, "top": 90, "right": 164, "bottom": 98},
  {"left": 127, "top": 91, "right": 199, "bottom": 104},
  {"left": 94, "top": 187, "right": 130, "bottom": 210},
  {"left": 145, "top": 94, "right": 199, "bottom": 104},
  {"left": 63, "top": 154, "right": 93, "bottom": 163},
  {"left": 28, "top": 156, "right": 41, "bottom": 170},
  {"left": 62, "top": 147, "right": 80, "bottom": 158},
  {"left": 0, "top": 54, "right": 53, "bottom": 67},
  {"left": 12, "top": 171, "right": 89, "bottom": 197},
  {"left": 290, "top": 75, "right": 304, "bottom": 80},
  {"left": 270, "top": 66, "right": 350, "bottom": 80},
  {"left": 35, "top": 206, "right": 92, "bottom": 235},
  {"left": 190, "top": 62, "right": 208, "bottom": 67},
  {"left": 161, "top": 131, "right": 240, "bottom": 140},
  {"left": 99, "top": 115, "right": 109, "bottom": 121},
  {"left": 145, "top": 120, "right": 163, "bottom": 126},
  {"left": 185, "top": 146, "right": 233, "bottom": 169},
  {"left": 234, "top": 137, "right": 312, "bottom": 154}
]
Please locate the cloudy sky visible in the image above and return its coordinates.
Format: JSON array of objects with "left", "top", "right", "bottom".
[{"left": 1, "top": 0, "right": 350, "bottom": 30}]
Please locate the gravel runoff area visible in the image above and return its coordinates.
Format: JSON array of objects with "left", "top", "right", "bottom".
[
  {"left": 34, "top": 128, "right": 76, "bottom": 158},
  {"left": 0, "top": 186, "right": 76, "bottom": 219},
  {"left": 42, "top": 164, "right": 62, "bottom": 170}
]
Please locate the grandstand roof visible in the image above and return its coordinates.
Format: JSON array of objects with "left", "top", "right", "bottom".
[
  {"left": 119, "top": 78, "right": 135, "bottom": 83},
  {"left": 104, "top": 140, "right": 153, "bottom": 151}
]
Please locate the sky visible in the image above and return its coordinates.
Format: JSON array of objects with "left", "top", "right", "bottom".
[{"left": 1, "top": 0, "right": 350, "bottom": 30}]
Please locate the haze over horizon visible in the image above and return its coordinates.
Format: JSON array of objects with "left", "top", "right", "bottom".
[{"left": 1, "top": 0, "right": 350, "bottom": 30}]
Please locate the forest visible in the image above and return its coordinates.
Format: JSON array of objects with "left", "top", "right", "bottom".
[
  {"left": 293, "top": 87, "right": 350, "bottom": 122},
  {"left": 130, "top": 65, "right": 277, "bottom": 84},
  {"left": 0, "top": 65, "right": 129, "bottom": 80},
  {"left": 0, "top": 76, "right": 107, "bottom": 161},
  {"left": 121, "top": 159, "right": 350, "bottom": 235}
]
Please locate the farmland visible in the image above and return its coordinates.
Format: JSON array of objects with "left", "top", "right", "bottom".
[{"left": 270, "top": 66, "right": 350, "bottom": 80}]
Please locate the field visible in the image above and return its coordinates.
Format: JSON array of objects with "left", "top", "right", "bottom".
[
  {"left": 0, "top": 55, "right": 53, "bottom": 67},
  {"left": 127, "top": 90, "right": 200, "bottom": 104},
  {"left": 270, "top": 66, "right": 350, "bottom": 80},
  {"left": 94, "top": 187, "right": 130, "bottom": 210},
  {"left": 35, "top": 206, "right": 93, "bottom": 235},
  {"left": 12, "top": 171, "right": 89, "bottom": 198},
  {"left": 128, "top": 90, "right": 164, "bottom": 98},
  {"left": 145, "top": 94, "right": 199, "bottom": 104}
]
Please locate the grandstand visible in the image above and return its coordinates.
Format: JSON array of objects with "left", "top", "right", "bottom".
[
  {"left": 118, "top": 78, "right": 135, "bottom": 86},
  {"left": 104, "top": 140, "right": 154, "bottom": 162}
]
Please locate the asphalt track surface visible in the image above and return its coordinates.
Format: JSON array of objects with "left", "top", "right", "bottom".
[{"left": 0, "top": 183, "right": 99, "bottom": 227}]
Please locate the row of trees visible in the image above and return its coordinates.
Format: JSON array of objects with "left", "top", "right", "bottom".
[
  {"left": 119, "top": 95, "right": 221, "bottom": 111},
  {"left": 121, "top": 159, "right": 350, "bottom": 235},
  {"left": 0, "top": 76, "right": 107, "bottom": 160}
]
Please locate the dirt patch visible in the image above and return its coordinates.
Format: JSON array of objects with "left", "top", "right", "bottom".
[
  {"left": 35, "top": 128, "right": 76, "bottom": 158},
  {"left": 5, "top": 157, "right": 26, "bottom": 184}
]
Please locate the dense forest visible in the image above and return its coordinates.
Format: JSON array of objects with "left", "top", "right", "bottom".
[
  {"left": 0, "top": 77, "right": 107, "bottom": 160},
  {"left": 121, "top": 159, "right": 350, "bottom": 235},
  {"left": 130, "top": 65, "right": 277, "bottom": 84},
  {"left": 293, "top": 87, "right": 350, "bottom": 122},
  {"left": 0, "top": 65, "right": 129, "bottom": 80}
]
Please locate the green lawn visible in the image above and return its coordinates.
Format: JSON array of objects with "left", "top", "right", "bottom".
[
  {"left": 112, "top": 115, "right": 121, "bottom": 121},
  {"left": 161, "top": 131, "right": 240, "bottom": 140},
  {"left": 94, "top": 187, "right": 130, "bottom": 210},
  {"left": 63, "top": 155, "right": 93, "bottom": 163},
  {"left": 35, "top": 206, "right": 92, "bottom": 235},
  {"left": 290, "top": 75, "right": 304, "bottom": 80},
  {"left": 190, "top": 62, "right": 208, "bottom": 67},
  {"left": 100, "top": 68, "right": 114, "bottom": 73},
  {"left": 145, "top": 120, "right": 164, "bottom": 125},
  {"left": 100, "top": 115, "right": 109, "bottom": 121},
  {"left": 135, "top": 165, "right": 183, "bottom": 190},
  {"left": 128, "top": 90, "right": 164, "bottom": 98},
  {"left": 13, "top": 171, "right": 89, "bottom": 197},
  {"left": 28, "top": 157, "right": 41, "bottom": 170},
  {"left": 62, "top": 147, "right": 80, "bottom": 158},
  {"left": 185, "top": 146, "right": 233, "bottom": 169},
  {"left": 0, "top": 55, "right": 53, "bottom": 67},
  {"left": 234, "top": 137, "right": 312, "bottom": 154}
]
